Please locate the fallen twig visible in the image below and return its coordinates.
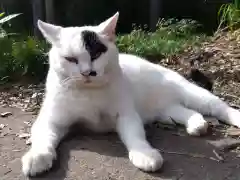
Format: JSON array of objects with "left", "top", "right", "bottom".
[
  {"left": 208, "top": 138, "right": 240, "bottom": 151},
  {"left": 0, "top": 112, "right": 12, "bottom": 118},
  {"left": 158, "top": 148, "right": 221, "bottom": 162},
  {"left": 213, "top": 149, "right": 224, "bottom": 162},
  {"left": 224, "top": 93, "right": 240, "bottom": 100},
  {"left": 3, "top": 169, "right": 12, "bottom": 175}
]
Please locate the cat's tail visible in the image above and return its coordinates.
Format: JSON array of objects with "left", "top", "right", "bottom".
[{"left": 179, "top": 80, "right": 240, "bottom": 128}]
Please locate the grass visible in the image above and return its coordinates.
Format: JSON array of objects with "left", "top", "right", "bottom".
[
  {"left": 217, "top": 0, "right": 240, "bottom": 32},
  {"left": 0, "top": 18, "right": 207, "bottom": 83},
  {"left": 0, "top": 36, "right": 49, "bottom": 82},
  {"left": 117, "top": 19, "right": 207, "bottom": 60}
]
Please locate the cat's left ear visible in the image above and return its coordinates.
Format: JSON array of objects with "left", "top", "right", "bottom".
[
  {"left": 38, "top": 20, "right": 62, "bottom": 46},
  {"left": 98, "top": 12, "right": 119, "bottom": 41}
]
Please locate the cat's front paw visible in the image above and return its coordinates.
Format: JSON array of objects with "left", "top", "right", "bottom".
[
  {"left": 186, "top": 114, "right": 208, "bottom": 136},
  {"left": 227, "top": 108, "right": 240, "bottom": 128},
  {"left": 129, "top": 148, "right": 163, "bottom": 172},
  {"left": 21, "top": 147, "right": 56, "bottom": 177}
]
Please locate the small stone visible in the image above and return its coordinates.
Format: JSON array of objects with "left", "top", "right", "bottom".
[
  {"left": 23, "top": 121, "right": 31, "bottom": 125},
  {"left": 18, "top": 133, "right": 30, "bottom": 139},
  {"left": 24, "top": 99, "right": 30, "bottom": 103},
  {"left": 0, "top": 124, "right": 6, "bottom": 129},
  {"left": 26, "top": 138, "right": 31, "bottom": 145},
  {"left": 23, "top": 104, "right": 28, "bottom": 109},
  {"left": 0, "top": 112, "right": 12, "bottom": 118},
  {"left": 31, "top": 93, "right": 38, "bottom": 99},
  {"left": 0, "top": 132, "right": 8, "bottom": 137}
]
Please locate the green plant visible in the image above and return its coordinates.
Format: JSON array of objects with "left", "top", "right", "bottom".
[
  {"left": 0, "top": 12, "right": 21, "bottom": 37},
  {"left": 0, "top": 36, "right": 49, "bottom": 82},
  {"left": 117, "top": 19, "right": 207, "bottom": 61},
  {"left": 11, "top": 37, "right": 49, "bottom": 80},
  {"left": 0, "top": 15, "right": 206, "bottom": 82},
  {"left": 217, "top": 0, "right": 240, "bottom": 31},
  {"left": 0, "top": 37, "right": 14, "bottom": 79},
  {"left": 0, "top": 12, "right": 50, "bottom": 82}
]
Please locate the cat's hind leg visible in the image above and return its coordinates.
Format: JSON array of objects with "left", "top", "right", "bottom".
[
  {"left": 179, "top": 81, "right": 240, "bottom": 128},
  {"left": 164, "top": 104, "right": 208, "bottom": 136}
]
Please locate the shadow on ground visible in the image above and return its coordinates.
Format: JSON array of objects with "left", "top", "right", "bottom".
[{"left": 1, "top": 107, "right": 240, "bottom": 180}]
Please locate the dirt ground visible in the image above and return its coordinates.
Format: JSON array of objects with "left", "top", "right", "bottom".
[{"left": 0, "top": 106, "right": 240, "bottom": 180}]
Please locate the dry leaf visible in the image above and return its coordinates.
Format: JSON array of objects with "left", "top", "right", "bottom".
[
  {"left": 0, "top": 112, "right": 12, "bottom": 118},
  {"left": 226, "top": 127, "right": 240, "bottom": 136},
  {"left": 213, "top": 149, "right": 224, "bottom": 162}
]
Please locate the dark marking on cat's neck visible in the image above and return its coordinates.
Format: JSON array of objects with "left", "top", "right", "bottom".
[{"left": 82, "top": 30, "right": 107, "bottom": 61}]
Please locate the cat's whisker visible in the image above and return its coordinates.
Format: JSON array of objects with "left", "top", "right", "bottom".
[
  {"left": 60, "top": 77, "right": 72, "bottom": 85},
  {"left": 60, "top": 76, "right": 83, "bottom": 86}
]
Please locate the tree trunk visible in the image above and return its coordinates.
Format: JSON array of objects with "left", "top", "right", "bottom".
[
  {"left": 31, "top": 0, "right": 44, "bottom": 37},
  {"left": 150, "top": 0, "right": 162, "bottom": 31},
  {"left": 45, "top": 0, "right": 55, "bottom": 23}
]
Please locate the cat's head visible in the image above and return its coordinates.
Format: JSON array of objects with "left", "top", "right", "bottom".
[{"left": 38, "top": 12, "right": 119, "bottom": 85}]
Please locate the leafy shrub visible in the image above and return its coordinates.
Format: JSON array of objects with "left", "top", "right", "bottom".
[
  {"left": 0, "top": 17, "right": 206, "bottom": 82},
  {"left": 11, "top": 37, "right": 49, "bottom": 80},
  {"left": 0, "top": 12, "right": 21, "bottom": 38},
  {"left": 0, "top": 36, "right": 49, "bottom": 81},
  {"left": 0, "top": 37, "right": 14, "bottom": 78},
  {"left": 217, "top": 0, "right": 240, "bottom": 31},
  {"left": 117, "top": 19, "right": 207, "bottom": 61},
  {"left": 0, "top": 12, "right": 49, "bottom": 82}
]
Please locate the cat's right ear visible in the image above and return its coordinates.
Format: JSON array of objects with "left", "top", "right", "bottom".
[
  {"left": 37, "top": 20, "right": 62, "bottom": 45},
  {"left": 98, "top": 12, "right": 119, "bottom": 41}
]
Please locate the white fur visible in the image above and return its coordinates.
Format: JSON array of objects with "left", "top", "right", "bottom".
[{"left": 21, "top": 12, "right": 240, "bottom": 176}]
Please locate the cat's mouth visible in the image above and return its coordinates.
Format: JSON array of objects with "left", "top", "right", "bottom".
[
  {"left": 60, "top": 75, "right": 109, "bottom": 89},
  {"left": 83, "top": 76, "right": 92, "bottom": 83},
  {"left": 60, "top": 76, "right": 109, "bottom": 89}
]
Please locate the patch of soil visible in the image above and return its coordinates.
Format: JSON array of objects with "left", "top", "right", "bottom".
[
  {"left": 160, "top": 30, "right": 240, "bottom": 109},
  {"left": 1, "top": 107, "right": 240, "bottom": 180}
]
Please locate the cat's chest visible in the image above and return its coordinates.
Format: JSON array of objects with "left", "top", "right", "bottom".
[
  {"left": 60, "top": 87, "right": 118, "bottom": 120},
  {"left": 72, "top": 88, "right": 110, "bottom": 106}
]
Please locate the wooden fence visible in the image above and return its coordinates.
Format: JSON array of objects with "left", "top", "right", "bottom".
[{"left": 0, "top": 0, "right": 231, "bottom": 35}]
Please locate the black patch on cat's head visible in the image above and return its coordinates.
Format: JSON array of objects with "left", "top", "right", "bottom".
[{"left": 82, "top": 30, "right": 107, "bottom": 62}]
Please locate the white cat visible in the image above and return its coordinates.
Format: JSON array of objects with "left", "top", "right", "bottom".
[{"left": 21, "top": 12, "right": 240, "bottom": 176}]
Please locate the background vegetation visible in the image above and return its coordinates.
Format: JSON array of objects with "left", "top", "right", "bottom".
[
  {"left": 217, "top": 0, "right": 240, "bottom": 31},
  {"left": 0, "top": 0, "right": 239, "bottom": 83},
  {"left": 0, "top": 15, "right": 207, "bottom": 82}
]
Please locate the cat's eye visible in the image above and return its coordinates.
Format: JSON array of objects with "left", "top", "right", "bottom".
[{"left": 65, "top": 57, "right": 78, "bottom": 64}]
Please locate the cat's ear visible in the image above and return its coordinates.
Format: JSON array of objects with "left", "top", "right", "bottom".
[
  {"left": 37, "top": 20, "right": 62, "bottom": 45},
  {"left": 98, "top": 12, "right": 119, "bottom": 41}
]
